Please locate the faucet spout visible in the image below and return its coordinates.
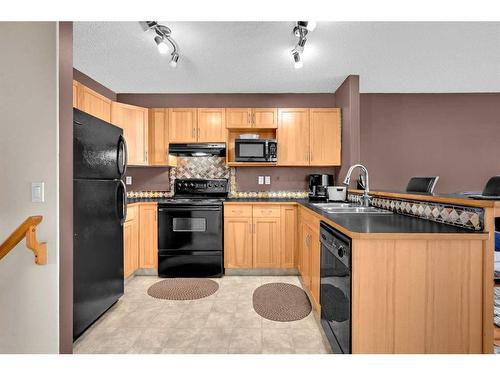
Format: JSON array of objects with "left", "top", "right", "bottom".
[{"left": 343, "top": 164, "right": 371, "bottom": 206}]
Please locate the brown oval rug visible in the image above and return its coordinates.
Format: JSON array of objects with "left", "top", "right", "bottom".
[
  {"left": 253, "top": 282, "right": 312, "bottom": 321},
  {"left": 147, "top": 278, "right": 219, "bottom": 300}
]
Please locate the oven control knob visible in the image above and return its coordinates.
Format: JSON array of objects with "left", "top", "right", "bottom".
[
  {"left": 208, "top": 183, "right": 213, "bottom": 188},
  {"left": 338, "top": 246, "right": 345, "bottom": 258},
  {"left": 189, "top": 183, "right": 194, "bottom": 188}
]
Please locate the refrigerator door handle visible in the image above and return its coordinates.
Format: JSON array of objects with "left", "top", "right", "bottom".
[
  {"left": 117, "top": 180, "right": 127, "bottom": 225},
  {"left": 117, "top": 135, "right": 128, "bottom": 178}
]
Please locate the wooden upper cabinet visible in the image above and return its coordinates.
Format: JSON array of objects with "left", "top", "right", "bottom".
[
  {"left": 74, "top": 81, "right": 112, "bottom": 123},
  {"left": 253, "top": 108, "right": 278, "bottom": 129},
  {"left": 197, "top": 108, "right": 226, "bottom": 142},
  {"left": 72, "top": 80, "right": 78, "bottom": 108},
  {"left": 277, "top": 108, "right": 310, "bottom": 166},
  {"left": 226, "top": 108, "right": 252, "bottom": 129},
  {"left": 168, "top": 108, "right": 197, "bottom": 143},
  {"left": 138, "top": 204, "right": 158, "bottom": 269},
  {"left": 310, "top": 108, "right": 341, "bottom": 166},
  {"left": 224, "top": 217, "right": 253, "bottom": 268},
  {"left": 253, "top": 217, "right": 281, "bottom": 268},
  {"left": 111, "top": 102, "right": 149, "bottom": 166},
  {"left": 148, "top": 108, "right": 170, "bottom": 166}
]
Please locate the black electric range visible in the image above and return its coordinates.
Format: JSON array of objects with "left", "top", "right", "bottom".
[{"left": 157, "top": 178, "right": 228, "bottom": 278}]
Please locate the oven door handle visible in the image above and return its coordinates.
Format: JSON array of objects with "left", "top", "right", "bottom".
[{"left": 158, "top": 206, "right": 222, "bottom": 212}]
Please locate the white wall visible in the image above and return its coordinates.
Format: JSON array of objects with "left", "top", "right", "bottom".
[{"left": 0, "top": 22, "right": 59, "bottom": 353}]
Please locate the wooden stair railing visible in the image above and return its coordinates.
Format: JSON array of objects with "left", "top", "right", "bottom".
[{"left": 0, "top": 216, "right": 47, "bottom": 265}]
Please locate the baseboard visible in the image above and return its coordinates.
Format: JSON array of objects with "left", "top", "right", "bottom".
[{"left": 224, "top": 268, "right": 299, "bottom": 276}]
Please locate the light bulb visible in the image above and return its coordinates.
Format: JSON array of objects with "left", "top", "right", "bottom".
[
  {"left": 306, "top": 21, "right": 317, "bottom": 31},
  {"left": 292, "top": 51, "right": 303, "bottom": 69},
  {"left": 154, "top": 36, "right": 169, "bottom": 55},
  {"left": 170, "top": 52, "right": 179, "bottom": 68}
]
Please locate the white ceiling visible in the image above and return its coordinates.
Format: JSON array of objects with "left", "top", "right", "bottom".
[{"left": 73, "top": 22, "right": 500, "bottom": 93}]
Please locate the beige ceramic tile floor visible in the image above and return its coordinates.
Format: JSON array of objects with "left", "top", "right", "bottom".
[{"left": 73, "top": 275, "right": 332, "bottom": 354}]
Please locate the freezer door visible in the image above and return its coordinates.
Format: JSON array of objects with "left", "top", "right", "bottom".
[
  {"left": 73, "top": 178, "right": 124, "bottom": 340},
  {"left": 74, "top": 108, "right": 127, "bottom": 180}
]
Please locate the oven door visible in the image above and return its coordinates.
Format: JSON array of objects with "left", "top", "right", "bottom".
[
  {"left": 320, "top": 242, "right": 351, "bottom": 354},
  {"left": 158, "top": 205, "right": 223, "bottom": 251},
  {"left": 235, "top": 140, "right": 267, "bottom": 162}
]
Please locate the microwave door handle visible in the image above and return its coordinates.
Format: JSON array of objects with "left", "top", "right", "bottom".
[{"left": 265, "top": 141, "right": 269, "bottom": 161}]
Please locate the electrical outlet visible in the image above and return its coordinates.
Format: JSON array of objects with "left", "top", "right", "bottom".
[
  {"left": 125, "top": 176, "right": 132, "bottom": 185},
  {"left": 264, "top": 176, "right": 271, "bottom": 185},
  {"left": 258, "top": 176, "right": 264, "bottom": 185}
]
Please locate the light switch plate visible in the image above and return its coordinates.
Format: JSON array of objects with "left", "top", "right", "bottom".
[
  {"left": 258, "top": 176, "right": 264, "bottom": 185},
  {"left": 125, "top": 176, "right": 132, "bottom": 185},
  {"left": 31, "top": 182, "right": 44, "bottom": 203},
  {"left": 264, "top": 176, "right": 271, "bottom": 185}
]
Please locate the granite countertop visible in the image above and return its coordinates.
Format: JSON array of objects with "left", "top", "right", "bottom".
[
  {"left": 226, "top": 198, "right": 482, "bottom": 235},
  {"left": 301, "top": 201, "right": 478, "bottom": 235},
  {"left": 128, "top": 197, "right": 483, "bottom": 235}
]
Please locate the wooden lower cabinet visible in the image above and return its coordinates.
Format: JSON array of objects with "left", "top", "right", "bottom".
[
  {"left": 123, "top": 205, "right": 139, "bottom": 279},
  {"left": 138, "top": 203, "right": 158, "bottom": 269},
  {"left": 253, "top": 217, "right": 281, "bottom": 268},
  {"left": 224, "top": 204, "right": 295, "bottom": 269},
  {"left": 224, "top": 217, "right": 253, "bottom": 268},
  {"left": 299, "top": 222, "right": 312, "bottom": 290},
  {"left": 309, "top": 230, "right": 321, "bottom": 310},
  {"left": 280, "top": 206, "right": 297, "bottom": 268}
]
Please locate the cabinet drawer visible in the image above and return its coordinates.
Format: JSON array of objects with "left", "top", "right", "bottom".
[
  {"left": 224, "top": 205, "right": 253, "bottom": 217},
  {"left": 126, "top": 205, "right": 138, "bottom": 222},
  {"left": 253, "top": 205, "right": 281, "bottom": 218}
]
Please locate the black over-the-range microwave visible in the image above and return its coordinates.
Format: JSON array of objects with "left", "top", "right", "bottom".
[{"left": 234, "top": 139, "right": 277, "bottom": 162}]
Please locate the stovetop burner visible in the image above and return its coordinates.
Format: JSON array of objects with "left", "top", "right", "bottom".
[{"left": 159, "top": 178, "right": 229, "bottom": 206}]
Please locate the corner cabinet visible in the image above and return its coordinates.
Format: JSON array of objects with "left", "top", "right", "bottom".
[
  {"left": 111, "top": 102, "right": 149, "bottom": 166},
  {"left": 277, "top": 108, "right": 341, "bottom": 166}
]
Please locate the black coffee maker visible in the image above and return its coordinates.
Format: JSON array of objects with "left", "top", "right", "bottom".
[{"left": 308, "top": 174, "right": 334, "bottom": 201}]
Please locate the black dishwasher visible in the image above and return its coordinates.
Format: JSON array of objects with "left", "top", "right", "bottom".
[{"left": 319, "top": 221, "right": 352, "bottom": 354}]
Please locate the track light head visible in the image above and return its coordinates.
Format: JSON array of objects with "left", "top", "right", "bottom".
[
  {"left": 170, "top": 52, "right": 179, "bottom": 68},
  {"left": 306, "top": 21, "right": 317, "bottom": 31},
  {"left": 154, "top": 36, "right": 169, "bottom": 55},
  {"left": 292, "top": 51, "right": 303, "bottom": 69}
]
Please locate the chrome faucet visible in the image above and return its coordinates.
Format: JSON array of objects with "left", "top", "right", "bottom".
[{"left": 343, "top": 164, "right": 371, "bottom": 207}]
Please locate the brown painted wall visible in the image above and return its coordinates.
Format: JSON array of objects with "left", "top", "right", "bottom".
[
  {"left": 360, "top": 93, "right": 500, "bottom": 193},
  {"left": 335, "top": 75, "right": 360, "bottom": 181},
  {"left": 125, "top": 167, "right": 171, "bottom": 191},
  {"left": 235, "top": 167, "right": 338, "bottom": 191},
  {"left": 59, "top": 22, "right": 73, "bottom": 354},
  {"left": 116, "top": 93, "right": 335, "bottom": 108},
  {"left": 73, "top": 68, "right": 117, "bottom": 101}
]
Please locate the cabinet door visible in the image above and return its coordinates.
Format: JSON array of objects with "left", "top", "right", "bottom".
[
  {"left": 300, "top": 223, "right": 311, "bottom": 289},
  {"left": 79, "top": 84, "right": 112, "bottom": 123},
  {"left": 280, "top": 205, "right": 297, "bottom": 268},
  {"left": 139, "top": 204, "right": 158, "bottom": 269},
  {"left": 224, "top": 217, "right": 253, "bottom": 268},
  {"left": 123, "top": 217, "right": 139, "bottom": 279},
  {"left": 310, "top": 230, "right": 321, "bottom": 311},
  {"left": 111, "top": 102, "right": 149, "bottom": 166},
  {"left": 310, "top": 108, "right": 341, "bottom": 166},
  {"left": 277, "top": 108, "right": 310, "bottom": 165},
  {"left": 149, "top": 108, "right": 170, "bottom": 166},
  {"left": 253, "top": 217, "right": 281, "bottom": 268},
  {"left": 253, "top": 108, "right": 278, "bottom": 129},
  {"left": 168, "top": 108, "right": 197, "bottom": 142},
  {"left": 226, "top": 108, "right": 252, "bottom": 129},
  {"left": 197, "top": 108, "right": 226, "bottom": 142}
]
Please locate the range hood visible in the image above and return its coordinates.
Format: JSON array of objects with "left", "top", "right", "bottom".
[{"left": 169, "top": 143, "right": 226, "bottom": 157}]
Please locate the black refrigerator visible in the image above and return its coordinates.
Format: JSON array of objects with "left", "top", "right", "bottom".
[{"left": 73, "top": 108, "right": 127, "bottom": 340}]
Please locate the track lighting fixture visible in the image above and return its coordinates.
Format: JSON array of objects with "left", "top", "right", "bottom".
[
  {"left": 142, "top": 21, "right": 180, "bottom": 68},
  {"left": 291, "top": 21, "right": 316, "bottom": 69}
]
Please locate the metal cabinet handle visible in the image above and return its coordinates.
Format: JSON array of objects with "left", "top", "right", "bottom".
[
  {"left": 192, "top": 128, "right": 196, "bottom": 138},
  {"left": 252, "top": 113, "right": 255, "bottom": 125}
]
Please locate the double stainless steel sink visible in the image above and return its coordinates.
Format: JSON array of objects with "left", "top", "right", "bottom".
[{"left": 311, "top": 202, "right": 393, "bottom": 215}]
